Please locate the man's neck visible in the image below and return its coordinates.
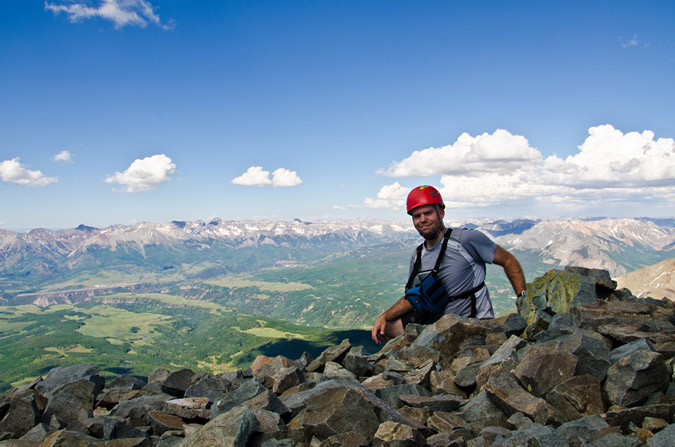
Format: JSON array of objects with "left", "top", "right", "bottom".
[{"left": 424, "top": 226, "right": 446, "bottom": 250}]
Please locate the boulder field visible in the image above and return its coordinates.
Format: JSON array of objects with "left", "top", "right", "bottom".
[{"left": 1, "top": 266, "right": 675, "bottom": 446}]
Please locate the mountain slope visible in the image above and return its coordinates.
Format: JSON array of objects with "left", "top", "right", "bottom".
[{"left": 615, "top": 258, "right": 675, "bottom": 301}]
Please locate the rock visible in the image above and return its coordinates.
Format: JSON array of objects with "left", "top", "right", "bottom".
[
  {"left": 610, "top": 338, "right": 656, "bottom": 364},
  {"left": 179, "top": 406, "right": 258, "bottom": 447},
  {"left": 106, "top": 375, "right": 146, "bottom": 391},
  {"left": 323, "top": 362, "right": 357, "bottom": 381},
  {"left": 211, "top": 378, "right": 267, "bottom": 419},
  {"left": 161, "top": 369, "right": 197, "bottom": 398},
  {"left": 41, "top": 379, "right": 95, "bottom": 426},
  {"left": 35, "top": 363, "right": 105, "bottom": 400},
  {"left": 484, "top": 373, "right": 560, "bottom": 425},
  {"left": 556, "top": 415, "right": 611, "bottom": 445},
  {"left": 272, "top": 366, "right": 306, "bottom": 394},
  {"left": 185, "top": 375, "right": 235, "bottom": 403},
  {"left": 317, "top": 430, "right": 369, "bottom": 447},
  {"left": 251, "top": 356, "right": 303, "bottom": 389},
  {"left": 647, "top": 422, "right": 675, "bottom": 446},
  {"left": 0, "top": 390, "right": 41, "bottom": 438},
  {"left": 492, "top": 422, "right": 568, "bottom": 447},
  {"left": 306, "top": 339, "right": 351, "bottom": 373},
  {"left": 398, "top": 394, "right": 464, "bottom": 412},
  {"left": 147, "top": 410, "right": 184, "bottom": 436},
  {"left": 604, "top": 350, "right": 670, "bottom": 407},
  {"left": 544, "top": 375, "right": 605, "bottom": 421},
  {"left": 343, "top": 349, "right": 373, "bottom": 378},
  {"left": 372, "top": 421, "right": 425, "bottom": 447},
  {"left": 301, "top": 387, "right": 380, "bottom": 441},
  {"left": 513, "top": 346, "right": 577, "bottom": 397},
  {"left": 457, "top": 391, "right": 509, "bottom": 431},
  {"left": 103, "top": 417, "right": 148, "bottom": 440}
]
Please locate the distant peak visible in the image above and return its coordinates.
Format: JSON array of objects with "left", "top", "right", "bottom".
[{"left": 76, "top": 224, "right": 97, "bottom": 232}]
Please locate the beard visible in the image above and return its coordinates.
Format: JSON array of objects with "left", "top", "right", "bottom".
[{"left": 416, "top": 221, "right": 442, "bottom": 240}]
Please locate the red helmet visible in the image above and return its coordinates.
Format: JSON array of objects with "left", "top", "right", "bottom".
[{"left": 406, "top": 185, "right": 444, "bottom": 215}]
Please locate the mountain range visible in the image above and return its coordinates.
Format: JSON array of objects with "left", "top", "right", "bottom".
[{"left": 1, "top": 217, "right": 674, "bottom": 326}]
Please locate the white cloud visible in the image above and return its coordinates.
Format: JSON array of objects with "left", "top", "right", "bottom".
[
  {"left": 371, "top": 125, "right": 675, "bottom": 213},
  {"left": 232, "top": 166, "right": 272, "bottom": 187},
  {"left": 45, "top": 0, "right": 173, "bottom": 30},
  {"left": 104, "top": 154, "right": 176, "bottom": 192},
  {"left": 53, "top": 150, "right": 73, "bottom": 164},
  {"left": 379, "top": 129, "right": 542, "bottom": 177},
  {"left": 619, "top": 35, "right": 639, "bottom": 48},
  {"left": 0, "top": 158, "right": 58, "bottom": 187},
  {"left": 364, "top": 182, "right": 408, "bottom": 209},
  {"left": 272, "top": 168, "right": 303, "bottom": 187},
  {"left": 232, "top": 166, "right": 303, "bottom": 187}
]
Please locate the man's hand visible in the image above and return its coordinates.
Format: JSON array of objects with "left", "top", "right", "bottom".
[{"left": 371, "top": 314, "right": 388, "bottom": 345}]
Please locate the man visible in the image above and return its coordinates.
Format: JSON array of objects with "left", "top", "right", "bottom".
[{"left": 371, "top": 185, "right": 526, "bottom": 345}]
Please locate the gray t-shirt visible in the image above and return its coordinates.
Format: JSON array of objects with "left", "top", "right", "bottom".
[{"left": 408, "top": 227, "right": 497, "bottom": 319}]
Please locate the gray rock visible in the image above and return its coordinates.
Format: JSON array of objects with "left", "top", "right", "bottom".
[
  {"left": 106, "top": 375, "right": 146, "bottom": 391},
  {"left": 397, "top": 394, "right": 464, "bottom": 412},
  {"left": 372, "top": 421, "right": 425, "bottom": 447},
  {"left": 492, "top": 422, "right": 569, "bottom": 447},
  {"left": 35, "top": 363, "right": 105, "bottom": 400},
  {"left": 374, "top": 384, "right": 431, "bottom": 409},
  {"left": 513, "top": 346, "right": 577, "bottom": 397},
  {"left": 161, "top": 369, "right": 197, "bottom": 398},
  {"left": 604, "top": 350, "right": 669, "bottom": 407},
  {"left": 211, "top": 378, "right": 267, "bottom": 419},
  {"left": 557, "top": 415, "right": 610, "bottom": 445},
  {"left": 589, "top": 432, "right": 642, "bottom": 447},
  {"left": 343, "top": 349, "right": 373, "bottom": 378},
  {"left": 545, "top": 375, "right": 605, "bottom": 421},
  {"left": 185, "top": 375, "right": 234, "bottom": 403},
  {"left": 41, "top": 379, "right": 95, "bottom": 426},
  {"left": 179, "top": 406, "right": 258, "bottom": 447},
  {"left": 301, "top": 387, "right": 380, "bottom": 441},
  {"left": 457, "top": 391, "right": 509, "bottom": 431},
  {"left": 18, "top": 423, "right": 53, "bottom": 442},
  {"left": 0, "top": 390, "right": 41, "bottom": 438},
  {"left": 610, "top": 338, "right": 656, "bottom": 364},
  {"left": 103, "top": 416, "right": 148, "bottom": 440},
  {"left": 647, "top": 422, "right": 675, "bottom": 446},
  {"left": 502, "top": 312, "right": 527, "bottom": 337},
  {"left": 306, "top": 339, "right": 351, "bottom": 373},
  {"left": 484, "top": 372, "right": 560, "bottom": 425}
]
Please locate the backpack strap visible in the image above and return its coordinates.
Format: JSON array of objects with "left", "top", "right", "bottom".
[{"left": 405, "top": 228, "right": 452, "bottom": 290}]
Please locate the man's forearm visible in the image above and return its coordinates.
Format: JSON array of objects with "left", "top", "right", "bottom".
[
  {"left": 381, "top": 295, "right": 414, "bottom": 321},
  {"left": 503, "top": 256, "right": 526, "bottom": 295}
]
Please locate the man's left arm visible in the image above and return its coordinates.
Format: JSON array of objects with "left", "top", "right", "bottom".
[{"left": 492, "top": 245, "right": 526, "bottom": 296}]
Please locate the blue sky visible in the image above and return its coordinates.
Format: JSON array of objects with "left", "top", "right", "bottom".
[{"left": 1, "top": 0, "right": 674, "bottom": 231}]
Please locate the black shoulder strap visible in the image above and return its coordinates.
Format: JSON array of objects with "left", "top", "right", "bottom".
[
  {"left": 405, "top": 228, "right": 452, "bottom": 289},
  {"left": 433, "top": 228, "right": 452, "bottom": 272},
  {"left": 405, "top": 243, "right": 424, "bottom": 289}
]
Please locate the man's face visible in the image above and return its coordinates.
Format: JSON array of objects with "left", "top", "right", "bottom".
[{"left": 411, "top": 204, "right": 444, "bottom": 240}]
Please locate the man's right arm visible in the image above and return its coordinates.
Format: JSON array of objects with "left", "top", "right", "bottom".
[{"left": 371, "top": 296, "right": 414, "bottom": 344}]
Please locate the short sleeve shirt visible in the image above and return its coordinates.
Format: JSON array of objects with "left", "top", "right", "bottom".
[{"left": 408, "top": 227, "right": 497, "bottom": 319}]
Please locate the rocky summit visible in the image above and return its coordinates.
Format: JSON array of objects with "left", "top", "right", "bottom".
[{"left": 2, "top": 266, "right": 675, "bottom": 447}]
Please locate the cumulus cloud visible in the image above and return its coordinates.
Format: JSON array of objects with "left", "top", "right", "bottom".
[
  {"left": 379, "top": 129, "right": 542, "bottom": 177},
  {"left": 53, "top": 150, "right": 73, "bottom": 164},
  {"left": 369, "top": 125, "right": 675, "bottom": 212},
  {"left": 104, "top": 154, "right": 176, "bottom": 192},
  {"left": 232, "top": 166, "right": 272, "bottom": 187},
  {"left": 271, "top": 168, "right": 303, "bottom": 187},
  {"left": 232, "top": 166, "right": 303, "bottom": 187},
  {"left": 364, "top": 182, "right": 408, "bottom": 209},
  {"left": 0, "top": 158, "right": 58, "bottom": 187},
  {"left": 45, "top": 0, "right": 174, "bottom": 29}
]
